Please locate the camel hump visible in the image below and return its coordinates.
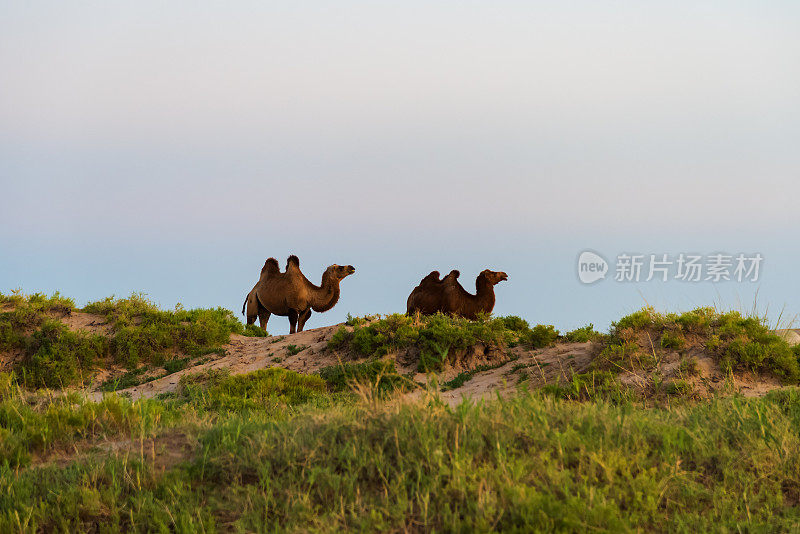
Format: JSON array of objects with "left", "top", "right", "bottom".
[
  {"left": 419, "top": 271, "right": 441, "bottom": 285},
  {"left": 445, "top": 270, "right": 460, "bottom": 280},
  {"left": 262, "top": 258, "right": 280, "bottom": 275},
  {"left": 286, "top": 255, "right": 300, "bottom": 269}
]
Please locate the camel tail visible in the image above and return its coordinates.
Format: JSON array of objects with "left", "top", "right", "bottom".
[{"left": 242, "top": 295, "right": 247, "bottom": 316}]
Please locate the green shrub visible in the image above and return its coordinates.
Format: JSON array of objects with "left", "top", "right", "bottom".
[
  {"left": 0, "top": 290, "right": 75, "bottom": 315},
  {"left": 675, "top": 307, "right": 714, "bottom": 333},
  {"left": 241, "top": 324, "right": 268, "bottom": 337},
  {"left": 520, "top": 324, "right": 560, "bottom": 348},
  {"left": 86, "top": 295, "right": 242, "bottom": 368},
  {"left": 602, "top": 307, "right": 800, "bottom": 384},
  {"left": 18, "top": 320, "right": 108, "bottom": 388},
  {"left": 660, "top": 331, "right": 686, "bottom": 350},
  {"left": 0, "top": 292, "right": 77, "bottom": 352},
  {"left": 318, "top": 360, "right": 413, "bottom": 395},
  {"left": 345, "top": 313, "right": 372, "bottom": 327},
  {"left": 563, "top": 324, "right": 601, "bottom": 343},
  {"left": 721, "top": 334, "right": 800, "bottom": 380},
  {"left": 498, "top": 316, "right": 530, "bottom": 333},
  {"left": 328, "top": 325, "right": 352, "bottom": 349},
  {"left": 285, "top": 344, "right": 305, "bottom": 356},
  {"left": 99, "top": 366, "right": 149, "bottom": 392},
  {"left": 2, "top": 292, "right": 251, "bottom": 387},
  {"left": 679, "top": 357, "right": 700, "bottom": 377},
  {"left": 612, "top": 307, "right": 659, "bottom": 331},
  {"left": 706, "top": 334, "right": 722, "bottom": 351},
  {"left": 665, "top": 379, "right": 693, "bottom": 396},
  {"left": 329, "top": 313, "right": 516, "bottom": 372}
]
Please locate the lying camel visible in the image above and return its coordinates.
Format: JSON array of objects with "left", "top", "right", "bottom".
[
  {"left": 407, "top": 269, "right": 460, "bottom": 315},
  {"left": 407, "top": 269, "right": 507, "bottom": 319},
  {"left": 243, "top": 255, "right": 355, "bottom": 333},
  {"left": 442, "top": 269, "right": 507, "bottom": 320}
]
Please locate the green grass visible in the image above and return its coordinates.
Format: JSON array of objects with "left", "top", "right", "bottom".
[
  {"left": 176, "top": 368, "right": 333, "bottom": 412},
  {"left": 5, "top": 370, "right": 800, "bottom": 531},
  {"left": 317, "top": 359, "right": 415, "bottom": 396},
  {"left": 6, "top": 293, "right": 800, "bottom": 530},
  {"left": 0, "top": 374, "right": 171, "bottom": 469},
  {"left": 539, "top": 370, "right": 635, "bottom": 403}
]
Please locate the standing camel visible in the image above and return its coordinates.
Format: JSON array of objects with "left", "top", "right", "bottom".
[{"left": 243, "top": 255, "right": 355, "bottom": 334}]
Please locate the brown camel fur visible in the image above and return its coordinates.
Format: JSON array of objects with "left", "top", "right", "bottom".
[
  {"left": 441, "top": 269, "right": 507, "bottom": 320},
  {"left": 244, "top": 255, "right": 355, "bottom": 334},
  {"left": 406, "top": 269, "right": 460, "bottom": 315},
  {"left": 243, "top": 258, "right": 281, "bottom": 330}
]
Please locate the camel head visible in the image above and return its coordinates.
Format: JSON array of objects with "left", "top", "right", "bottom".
[
  {"left": 480, "top": 269, "right": 508, "bottom": 285},
  {"left": 324, "top": 264, "right": 356, "bottom": 281}
]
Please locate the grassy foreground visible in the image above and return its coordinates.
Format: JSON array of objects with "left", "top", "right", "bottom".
[
  {"left": 2, "top": 368, "right": 800, "bottom": 532},
  {"left": 3, "top": 291, "right": 800, "bottom": 531}
]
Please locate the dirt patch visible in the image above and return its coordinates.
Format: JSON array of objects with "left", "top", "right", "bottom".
[
  {"left": 426, "top": 341, "right": 598, "bottom": 406},
  {"left": 91, "top": 324, "right": 349, "bottom": 400},
  {"left": 0, "top": 348, "right": 25, "bottom": 372},
  {"left": 52, "top": 310, "right": 113, "bottom": 335}
]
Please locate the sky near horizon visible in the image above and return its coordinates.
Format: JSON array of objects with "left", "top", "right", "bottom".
[{"left": 1, "top": 2, "right": 799, "bottom": 333}]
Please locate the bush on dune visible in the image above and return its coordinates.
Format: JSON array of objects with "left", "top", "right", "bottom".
[
  {"left": 329, "top": 313, "right": 563, "bottom": 372},
  {"left": 603, "top": 306, "right": 800, "bottom": 382},
  {"left": 1, "top": 292, "right": 254, "bottom": 388}
]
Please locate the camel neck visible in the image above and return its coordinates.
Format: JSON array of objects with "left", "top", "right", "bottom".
[
  {"left": 473, "top": 275, "right": 496, "bottom": 308},
  {"left": 310, "top": 272, "right": 341, "bottom": 312}
]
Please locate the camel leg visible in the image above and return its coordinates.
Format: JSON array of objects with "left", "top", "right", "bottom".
[
  {"left": 288, "top": 309, "right": 299, "bottom": 334},
  {"left": 297, "top": 309, "right": 312, "bottom": 332},
  {"left": 258, "top": 310, "right": 271, "bottom": 332},
  {"left": 245, "top": 298, "right": 258, "bottom": 326}
]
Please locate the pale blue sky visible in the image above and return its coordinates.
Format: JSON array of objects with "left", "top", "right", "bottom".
[{"left": 1, "top": 2, "right": 799, "bottom": 333}]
